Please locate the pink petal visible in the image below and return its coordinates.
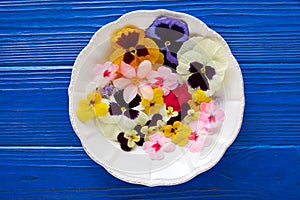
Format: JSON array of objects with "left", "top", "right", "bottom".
[
  {"left": 138, "top": 83, "right": 154, "bottom": 100},
  {"left": 205, "top": 101, "right": 218, "bottom": 114},
  {"left": 96, "top": 77, "right": 110, "bottom": 88},
  {"left": 160, "top": 134, "right": 172, "bottom": 144},
  {"left": 196, "top": 121, "right": 205, "bottom": 133},
  {"left": 143, "top": 141, "right": 155, "bottom": 153},
  {"left": 149, "top": 132, "right": 162, "bottom": 142},
  {"left": 123, "top": 84, "right": 138, "bottom": 103},
  {"left": 200, "top": 102, "right": 207, "bottom": 112},
  {"left": 110, "top": 63, "right": 119, "bottom": 74},
  {"left": 113, "top": 78, "right": 132, "bottom": 89},
  {"left": 198, "top": 112, "right": 210, "bottom": 123},
  {"left": 189, "top": 121, "right": 198, "bottom": 132},
  {"left": 215, "top": 109, "right": 225, "bottom": 121},
  {"left": 149, "top": 151, "right": 164, "bottom": 160},
  {"left": 120, "top": 61, "right": 136, "bottom": 78},
  {"left": 146, "top": 71, "right": 158, "bottom": 83},
  {"left": 158, "top": 66, "right": 172, "bottom": 77},
  {"left": 163, "top": 142, "right": 176, "bottom": 152},
  {"left": 137, "top": 60, "right": 152, "bottom": 78}
]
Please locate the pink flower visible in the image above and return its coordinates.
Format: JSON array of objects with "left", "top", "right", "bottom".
[
  {"left": 143, "top": 132, "right": 176, "bottom": 160},
  {"left": 188, "top": 121, "right": 208, "bottom": 152},
  {"left": 113, "top": 60, "right": 154, "bottom": 103},
  {"left": 198, "top": 100, "right": 225, "bottom": 133},
  {"left": 172, "top": 83, "right": 192, "bottom": 105},
  {"left": 92, "top": 61, "right": 119, "bottom": 88},
  {"left": 147, "top": 66, "right": 180, "bottom": 95}
]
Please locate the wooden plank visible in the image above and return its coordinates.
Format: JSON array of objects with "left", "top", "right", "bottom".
[
  {"left": 0, "top": 1, "right": 299, "bottom": 66},
  {"left": 0, "top": 146, "right": 299, "bottom": 199},
  {"left": 0, "top": 0, "right": 300, "bottom": 198}
]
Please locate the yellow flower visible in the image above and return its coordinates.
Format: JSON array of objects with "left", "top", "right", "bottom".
[
  {"left": 141, "top": 88, "right": 164, "bottom": 114},
  {"left": 110, "top": 27, "right": 164, "bottom": 67},
  {"left": 163, "top": 106, "right": 179, "bottom": 121},
  {"left": 76, "top": 93, "right": 109, "bottom": 122},
  {"left": 188, "top": 89, "right": 211, "bottom": 111},
  {"left": 124, "top": 130, "right": 140, "bottom": 148},
  {"left": 141, "top": 119, "right": 166, "bottom": 141},
  {"left": 162, "top": 121, "right": 191, "bottom": 146},
  {"left": 183, "top": 109, "right": 200, "bottom": 124}
]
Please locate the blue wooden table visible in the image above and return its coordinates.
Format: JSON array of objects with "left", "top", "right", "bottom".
[{"left": 1, "top": 0, "right": 300, "bottom": 199}]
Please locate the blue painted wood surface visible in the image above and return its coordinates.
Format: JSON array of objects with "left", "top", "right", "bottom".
[{"left": 0, "top": 0, "right": 300, "bottom": 199}]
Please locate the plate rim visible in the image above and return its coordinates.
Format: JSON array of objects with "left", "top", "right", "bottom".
[{"left": 68, "top": 9, "right": 245, "bottom": 186}]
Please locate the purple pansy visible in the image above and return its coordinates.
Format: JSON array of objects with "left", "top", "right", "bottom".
[
  {"left": 146, "top": 16, "right": 189, "bottom": 70},
  {"left": 99, "top": 84, "right": 115, "bottom": 99},
  {"left": 109, "top": 90, "right": 141, "bottom": 120}
]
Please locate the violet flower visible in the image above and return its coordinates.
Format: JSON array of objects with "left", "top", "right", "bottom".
[
  {"left": 100, "top": 85, "right": 115, "bottom": 99},
  {"left": 146, "top": 16, "right": 189, "bottom": 70}
]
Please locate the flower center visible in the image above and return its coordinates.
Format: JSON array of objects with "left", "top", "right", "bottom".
[
  {"left": 152, "top": 142, "right": 161, "bottom": 152},
  {"left": 209, "top": 115, "right": 216, "bottom": 123},
  {"left": 165, "top": 40, "right": 171, "bottom": 46},
  {"left": 121, "top": 106, "right": 127, "bottom": 111},
  {"left": 90, "top": 100, "right": 95, "bottom": 105},
  {"left": 150, "top": 102, "right": 155, "bottom": 107},
  {"left": 129, "top": 47, "right": 137, "bottom": 55},
  {"left": 132, "top": 77, "right": 140, "bottom": 85},
  {"left": 129, "top": 135, "right": 135, "bottom": 140},
  {"left": 154, "top": 77, "right": 164, "bottom": 87},
  {"left": 200, "top": 67, "right": 206, "bottom": 74},
  {"left": 103, "top": 70, "right": 111, "bottom": 77},
  {"left": 188, "top": 131, "right": 199, "bottom": 141}
]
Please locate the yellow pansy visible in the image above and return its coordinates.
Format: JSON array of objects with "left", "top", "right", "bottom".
[
  {"left": 163, "top": 106, "right": 179, "bottom": 121},
  {"left": 141, "top": 88, "right": 164, "bottom": 114},
  {"left": 162, "top": 121, "right": 191, "bottom": 146},
  {"left": 76, "top": 93, "right": 109, "bottom": 122},
  {"left": 188, "top": 89, "right": 211, "bottom": 111},
  {"left": 124, "top": 130, "right": 140, "bottom": 148},
  {"left": 110, "top": 26, "right": 164, "bottom": 67}
]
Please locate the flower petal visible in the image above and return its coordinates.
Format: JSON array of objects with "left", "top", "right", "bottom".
[
  {"left": 109, "top": 102, "right": 122, "bottom": 116},
  {"left": 76, "top": 99, "right": 94, "bottom": 122},
  {"left": 163, "top": 142, "right": 176, "bottom": 152},
  {"left": 138, "top": 83, "right": 154, "bottom": 100},
  {"left": 94, "top": 102, "right": 109, "bottom": 116},
  {"left": 124, "top": 109, "right": 139, "bottom": 120},
  {"left": 110, "top": 48, "right": 126, "bottom": 66},
  {"left": 150, "top": 151, "right": 164, "bottom": 160},
  {"left": 127, "top": 140, "right": 136, "bottom": 148},
  {"left": 113, "top": 78, "right": 132, "bottom": 89},
  {"left": 137, "top": 60, "right": 152, "bottom": 78},
  {"left": 129, "top": 94, "right": 141, "bottom": 108},
  {"left": 124, "top": 84, "right": 138, "bottom": 103},
  {"left": 120, "top": 61, "right": 136, "bottom": 78}
]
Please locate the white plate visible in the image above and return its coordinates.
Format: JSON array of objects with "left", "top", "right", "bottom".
[{"left": 69, "top": 9, "right": 245, "bottom": 186}]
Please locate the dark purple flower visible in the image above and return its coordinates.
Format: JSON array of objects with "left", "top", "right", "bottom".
[
  {"left": 146, "top": 16, "right": 189, "bottom": 70},
  {"left": 117, "top": 132, "right": 132, "bottom": 151},
  {"left": 117, "top": 130, "right": 142, "bottom": 151},
  {"left": 109, "top": 90, "right": 141, "bottom": 120},
  {"left": 187, "top": 62, "right": 216, "bottom": 91}
]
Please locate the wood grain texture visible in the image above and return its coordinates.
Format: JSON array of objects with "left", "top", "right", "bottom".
[
  {"left": 0, "top": 0, "right": 300, "bottom": 199},
  {"left": 0, "top": 147, "right": 299, "bottom": 199}
]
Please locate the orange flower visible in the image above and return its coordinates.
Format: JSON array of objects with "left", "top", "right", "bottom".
[{"left": 110, "top": 27, "right": 164, "bottom": 67}]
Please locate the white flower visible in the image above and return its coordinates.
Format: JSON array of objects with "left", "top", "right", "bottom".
[{"left": 177, "top": 37, "right": 229, "bottom": 96}]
